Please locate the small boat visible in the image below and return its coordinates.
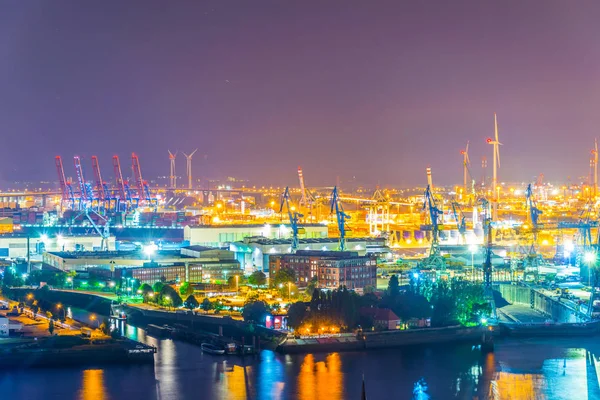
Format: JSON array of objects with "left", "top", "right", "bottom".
[{"left": 201, "top": 343, "right": 225, "bottom": 355}]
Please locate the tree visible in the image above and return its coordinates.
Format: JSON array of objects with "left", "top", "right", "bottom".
[
  {"left": 387, "top": 275, "right": 400, "bottom": 298},
  {"left": 153, "top": 281, "right": 165, "bottom": 293},
  {"left": 185, "top": 295, "right": 199, "bottom": 311},
  {"left": 179, "top": 282, "right": 194, "bottom": 296},
  {"left": 271, "top": 267, "right": 296, "bottom": 288},
  {"left": 248, "top": 271, "right": 267, "bottom": 286},
  {"left": 242, "top": 301, "right": 270, "bottom": 324},
  {"left": 48, "top": 319, "right": 54, "bottom": 335},
  {"left": 201, "top": 298, "right": 213, "bottom": 313},
  {"left": 139, "top": 283, "right": 154, "bottom": 302},
  {"left": 287, "top": 302, "right": 308, "bottom": 329},
  {"left": 305, "top": 276, "right": 319, "bottom": 298},
  {"left": 159, "top": 285, "right": 183, "bottom": 308},
  {"left": 100, "top": 318, "right": 110, "bottom": 335}
]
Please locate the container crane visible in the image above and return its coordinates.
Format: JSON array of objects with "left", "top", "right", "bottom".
[
  {"left": 131, "top": 153, "right": 145, "bottom": 202},
  {"left": 91, "top": 156, "right": 111, "bottom": 211},
  {"left": 421, "top": 185, "right": 445, "bottom": 270},
  {"left": 55, "top": 156, "right": 75, "bottom": 210},
  {"left": 112, "top": 155, "right": 127, "bottom": 211},
  {"left": 279, "top": 186, "right": 304, "bottom": 252},
  {"left": 74, "top": 156, "right": 93, "bottom": 210},
  {"left": 330, "top": 186, "right": 350, "bottom": 251},
  {"left": 75, "top": 207, "right": 110, "bottom": 251}
]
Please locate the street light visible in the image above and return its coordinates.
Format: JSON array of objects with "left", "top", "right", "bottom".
[
  {"left": 235, "top": 275, "right": 239, "bottom": 295},
  {"left": 469, "top": 244, "right": 478, "bottom": 282},
  {"left": 287, "top": 282, "right": 292, "bottom": 300}
]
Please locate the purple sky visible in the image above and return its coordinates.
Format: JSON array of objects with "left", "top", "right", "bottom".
[{"left": 2, "top": 1, "right": 600, "bottom": 188}]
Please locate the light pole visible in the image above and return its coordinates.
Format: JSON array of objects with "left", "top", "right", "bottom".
[
  {"left": 288, "top": 282, "right": 292, "bottom": 300},
  {"left": 235, "top": 275, "right": 239, "bottom": 295},
  {"left": 469, "top": 244, "right": 478, "bottom": 282}
]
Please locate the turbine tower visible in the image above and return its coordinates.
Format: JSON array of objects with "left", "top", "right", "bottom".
[
  {"left": 486, "top": 113, "right": 502, "bottom": 220},
  {"left": 168, "top": 150, "right": 177, "bottom": 189},
  {"left": 460, "top": 141, "right": 470, "bottom": 195},
  {"left": 182, "top": 149, "right": 198, "bottom": 190}
]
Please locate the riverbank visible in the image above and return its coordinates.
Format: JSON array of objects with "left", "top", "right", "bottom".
[{"left": 276, "top": 325, "right": 493, "bottom": 354}]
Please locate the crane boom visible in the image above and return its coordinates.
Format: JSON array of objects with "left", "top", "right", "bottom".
[
  {"left": 91, "top": 156, "right": 106, "bottom": 202},
  {"left": 55, "top": 156, "right": 69, "bottom": 203},
  {"left": 131, "top": 153, "right": 145, "bottom": 201}
]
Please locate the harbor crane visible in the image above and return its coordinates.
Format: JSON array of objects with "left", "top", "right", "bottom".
[
  {"left": 330, "top": 186, "right": 350, "bottom": 251},
  {"left": 450, "top": 201, "right": 466, "bottom": 244},
  {"left": 55, "top": 156, "right": 75, "bottom": 210},
  {"left": 279, "top": 186, "right": 304, "bottom": 252},
  {"left": 421, "top": 185, "right": 445, "bottom": 269}
]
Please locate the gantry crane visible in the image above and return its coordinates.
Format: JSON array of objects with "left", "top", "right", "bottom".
[
  {"left": 55, "top": 156, "right": 75, "bottom": 210},
  {"left": 330, "top": 186, "right": 350, "bottom": 251},
  {"left": 279, "top": 186, "right": 304, "bottom": 252},
  {"left": 112, "top": 155, "right": 128, "bottom": 211}
]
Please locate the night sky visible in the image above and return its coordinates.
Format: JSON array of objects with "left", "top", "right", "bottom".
[{"left": 2, "top": 1, "right": 600, "bottom": 188}]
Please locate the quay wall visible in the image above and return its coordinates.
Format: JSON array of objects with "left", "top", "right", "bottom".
[{"left": 496, "top": 284, "right": 588, "bottom": 323}]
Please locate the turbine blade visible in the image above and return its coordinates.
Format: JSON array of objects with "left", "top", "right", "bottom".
[
  {"left": 190, "top": 148, "right": 198, "bottom": 157},
  {"left": 466, "top": 141, "right": 469, "bottom": 155},
  {"left": 494, "top": 113, "right": 499, "bottom": 142}
]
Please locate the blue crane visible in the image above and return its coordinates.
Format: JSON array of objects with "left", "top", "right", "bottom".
[
  {"left": 423, "top": 185, "right": 442, "bottom": 258},
  {"left": 525, "top": 184, "right": 543, "bottom": 236},
  {"left": 279, "top": 187, "right": 303, "bottom": 252},
  {"left": 450, "top": 201, "right": 466, "bottom": 244},
  {"left": 330, "top": 186, "right": 350, "bottom": 251}
]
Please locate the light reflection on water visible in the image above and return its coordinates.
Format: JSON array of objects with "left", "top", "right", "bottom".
[{"left": 3, "top": 320, "right": 600, "bottom": 400}]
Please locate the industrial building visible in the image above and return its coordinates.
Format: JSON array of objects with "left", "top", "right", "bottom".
[
  {"left": 44, "top": 247, "right": 240, "bottom": 284},
  {"left": 184, "top": 223, "right": 328, "bottom": 248},
  {"left": 231, "top": 236, "right": 389, "bottom": 273},
  {"left": 0, "top": 233, "right": 115, "bottom": 259},
  {"left": 269, "top": 250, "right": 377, "bottom": 292}
]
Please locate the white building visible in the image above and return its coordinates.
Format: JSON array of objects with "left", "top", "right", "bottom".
[
  {"left": 184, "top": 224, "right": 328, "bottom": 248},
  {"left": 0, "top": 233, "right": 115, "bottom": 259}
]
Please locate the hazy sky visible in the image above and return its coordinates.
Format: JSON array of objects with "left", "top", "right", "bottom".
[{"left": 2, "top": 1, "right": 600, "bottom": 188}]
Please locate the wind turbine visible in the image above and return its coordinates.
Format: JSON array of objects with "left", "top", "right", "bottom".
[
  {"left": 486, "top": 113, "right": 502, "bottom": 220},
  {"left": 182, "top": 149, "right": 198, "bottom": 190},
  {"left": 168, "top": 150, "right": 177, "bottom": 189},
  {"left": 460, "top": 141, "right": 471, "bottom": 196}
]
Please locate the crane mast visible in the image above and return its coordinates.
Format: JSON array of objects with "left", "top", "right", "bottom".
[
  {"left": 279, "top": 186, "right": 303, "bottom": 252},
  {"left": 112, "top": 156, "right": 127, "bottom": 210},
  {"left": 131, "top": 153, "right": 145, "bottom": 201},
  {"left": 330, "top": 186, "right": 350, "bottom": 251}
]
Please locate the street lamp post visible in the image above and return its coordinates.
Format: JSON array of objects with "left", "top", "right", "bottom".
[
  {"left": 288, "top": 282, "right": 291, "bottom": 300},
  {"left": 235, "top": 275, "right": 239, "bottom": 295}
]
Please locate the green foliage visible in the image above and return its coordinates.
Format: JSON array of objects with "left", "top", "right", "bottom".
[
  {"left": 179, "top": 282, "right": 194, "bottom": 296},
  {"left": 139, "top": 283, "right": 154, "bottom": 302},
  {"left": 201, "top": 297, "right": 213, "bottom": 313},
  {"left": 242, "top": 300, "right": 270, "bottom": 324},
  {"left": 287, "top": 302, "right": 307, "bottom": 329},
  {"left": 2, "top": 267, "right": 24, "bottom": 288},
  {"left": 387, "top": 275, "right": 400, "bottom": 297},
  {"left": 305, "top": 276, "right": 319, "bottom": 297},
  {"left": 26, "top": 270, "right": 67, "bottom": 288},
  {"left": 159, "top": 285, "right": 183, "bottom": 307},
  {"left": 271, "top": 267, "right": 296, "bottom": 288},
  {"left": 153, "top": 281, "right": 165, "bottom": 293},
  {"left": 185, "top": 295, "right": 199, "bottom": 310},
  {"left": 248, "top": 271, "right": 267, "bottom": 286}
]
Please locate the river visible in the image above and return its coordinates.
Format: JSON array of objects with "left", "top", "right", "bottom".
[{"left": 2, "top": 317, "right": 600, "bottom": 399}]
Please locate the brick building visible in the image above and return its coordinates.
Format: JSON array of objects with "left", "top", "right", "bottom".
[{"left": 269, "top": 250, "right": 377, "bottom": 291}]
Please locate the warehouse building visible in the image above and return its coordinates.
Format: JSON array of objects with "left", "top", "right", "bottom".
[{"left": 184, "top": 223, "right": 328, "bottom": 248}]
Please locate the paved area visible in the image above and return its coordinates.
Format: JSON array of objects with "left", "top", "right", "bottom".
[{"left": 497, "top": 304, "right": 549, "bottom": 323}]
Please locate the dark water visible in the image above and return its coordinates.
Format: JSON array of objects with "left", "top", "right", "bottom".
[{"left": 2, "top": 320, "right": 600, "bottom": 400}]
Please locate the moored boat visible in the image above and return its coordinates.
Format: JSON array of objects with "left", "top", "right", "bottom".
[{"left": 201, "top": 343, "right": 225, "bottom": 355}]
